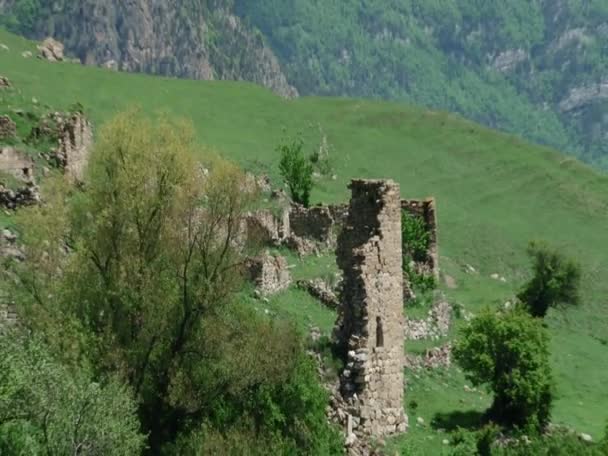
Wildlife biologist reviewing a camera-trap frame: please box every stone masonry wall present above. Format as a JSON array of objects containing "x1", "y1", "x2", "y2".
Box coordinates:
[
  {"x1": 244, "y1": 251, "x2": 291, "y2": 296},
  {"x1": 289, "y1": 203, "x2": 348, "y2": 250},
  {"x1": 54, "y1": 112, "x2": 93, "y2": 183},
  {"x1": 335, "y1": 179, "x2": 407, "y2": 439},
  {"x1": 401, "y1": 198, "x2": 439, "y2": 279}
]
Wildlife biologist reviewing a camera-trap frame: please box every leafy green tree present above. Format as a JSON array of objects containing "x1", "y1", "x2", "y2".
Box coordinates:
[
  {"x1": 9, "y1": 110, "x2": 340, "y2": 453},
  {"x1": 518, "y1": 241, "x2": 581, "y2": 318},
  {"x1": 278, "y1": 136, "x2": 313, "y2": 207},
  {"x1": 0, "y1": 332, "x2": 144, "y2": 456},
  {"x1": 453, "y1": 307, "x2": 554, "y2": 431}
]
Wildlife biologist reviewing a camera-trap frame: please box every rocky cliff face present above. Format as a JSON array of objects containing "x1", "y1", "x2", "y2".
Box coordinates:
[{"x1": 0, "y1": 0, "x2": 297, "y2": 98}]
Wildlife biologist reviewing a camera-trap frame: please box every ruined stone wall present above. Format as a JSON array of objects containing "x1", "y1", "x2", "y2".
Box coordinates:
[
  {"x1": 244, "y1": 251, "x2": 291, "y2": 296},
  {"x1": 401, "y1": 198, "x2": 439, "y2": 279},
  {"x1": 0, "y1": 147, "x2": 34, "y2": 181},
  {"x1": 55, "y1": 112, "x2": 93, "y2": 182},
  {"x1": 288, "y1": 203, "x2": 348, "y2": 249},
  {"x1": 336, "y1": 179, "x2": 407, "y2": 438}
]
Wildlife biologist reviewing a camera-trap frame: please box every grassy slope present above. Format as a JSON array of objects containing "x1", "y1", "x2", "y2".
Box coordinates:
[{"x1": 1, "y1": 29, "x2": 607, "y2": 451}]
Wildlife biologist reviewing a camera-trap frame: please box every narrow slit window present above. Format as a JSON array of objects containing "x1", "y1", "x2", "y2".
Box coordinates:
[{"x1": 376, "y1": 316, "x2": 384, "y2": 347}]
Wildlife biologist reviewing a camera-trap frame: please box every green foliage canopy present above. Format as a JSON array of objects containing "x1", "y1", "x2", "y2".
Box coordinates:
[
  {"x1": 0, "y1": 333, "x2": 144, "y2": 456},
  {"x1": 453, "y1": 308, "x2": 554, "y2": 431},
  {"x1": 278, "y1": 136, "x2": 314, "y2": 207},
  {"x1": 518, "y1": 241, "x2": 582, "y2": 318}
]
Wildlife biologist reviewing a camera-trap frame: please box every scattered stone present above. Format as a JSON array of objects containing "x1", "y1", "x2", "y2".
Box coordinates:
[
  {"x1": 0, "y1": 181, "x2": 40, "y2": 209},
  {"x1": 443, "y1": 439, "x2": 450, "y2": 445},
  {"x1": 491, "y1": 273, "x2": 500, "y2": 280},
  {"x1": 309, "y1": 326, "x2": 321, "y2": 343},
  {"x1": 580, "y1": 433, "x2": 593, "y2": 442},
  {"x1": 0, "y1": 76, "x2": 10, "y2": 88},
  {"x1": 244, "y1": 251, "x2": 291, "y2": 296},
  {"x1": 21, "y1": 50, "x2": 32, "y2": 58},
  {"x1": 0, "y1": 44, "x2": 8, "y2": 51},
  {"x1": 37, "y1": 37, "x2": 65, "y2": 62},
  {"x1": 103, "y1": 59, "x2": 118, "y2": 71},
  {"x1": 0, "y1": 227, "x2": 24, "y2": 261},
  {"x1": 0, "y1": 115, "x2": 17, "y2": 140},
  {"x1": 465, "y1": 264, "x2": 477, "y2": 274},
  {"x1": 416, "y1": 417, "x2": 425, "y2": 426}
]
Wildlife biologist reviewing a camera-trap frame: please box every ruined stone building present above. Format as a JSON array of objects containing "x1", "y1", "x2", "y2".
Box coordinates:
[
  {"x1": 0, "y1": 147, "x2": 34, "y2": 182},
  {"x1": 334, "y1": 179, "x2": 408, "y2": 439}
]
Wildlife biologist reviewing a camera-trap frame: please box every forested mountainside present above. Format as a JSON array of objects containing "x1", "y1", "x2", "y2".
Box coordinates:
[
  {"x1": 1, "y1": 0, "x2": 607, "y2": 167},
  {"x1": 0, "y1": 0, "x2": 297, "y2": 98}
]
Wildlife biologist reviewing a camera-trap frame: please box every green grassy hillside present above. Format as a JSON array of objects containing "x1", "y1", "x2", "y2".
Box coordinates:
[{"x1": 1, "y1": 28, "x2": 607, "y2": 453}]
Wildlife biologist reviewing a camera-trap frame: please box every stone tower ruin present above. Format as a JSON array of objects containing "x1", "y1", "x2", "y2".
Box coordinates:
[{"x1": 335, "y1": 179, "x2": 407, "y2": 438}]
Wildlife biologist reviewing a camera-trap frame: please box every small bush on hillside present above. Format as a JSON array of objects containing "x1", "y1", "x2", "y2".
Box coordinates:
[
  {"x1": 453, "y1": 307, "x2": 554, "y2": 431},
  {"x1": 518, "y1": 241, "x2": 581, "y2": 318},
  {"x1": 278, "y1": 136, "x2": 314, "y2": 207}
]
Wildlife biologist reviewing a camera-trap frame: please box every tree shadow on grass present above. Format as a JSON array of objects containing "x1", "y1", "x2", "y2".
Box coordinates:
[{"x1": 431, "y1": 410, "x2": 486, "y2": 432}]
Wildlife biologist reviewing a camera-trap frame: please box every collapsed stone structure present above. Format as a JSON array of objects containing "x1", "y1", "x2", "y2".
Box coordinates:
[
  {"x1": 0, "y1": 147, "x2": 34, "y2": 182},
  {"x1": 401, "y1": 198, "x2": 439, "y2": 279},
  {"x1": 333, "y1": 179, "x2": 408, "y2": 444},
  {"x1": 241, "y1": 209, "x2": 289, "y2": 247},
  {"x1": 30, "y1": 111, "x2": 93, "y2": 182},
  {"x1": 37, "y1": 37, "x2": 65, "y2": 62},
  {"x1": 244, "y1": 251, "x2": 291, "y2": 296},
  {"x1": 0, "y1": 115, "x2": 16, "y2": 140},
  {"x1": 0, "y1": 148, "x2": 39, "y2": 209},
  {"x1": 52, "y1": 112, "x2": 93, "y2": 182}
]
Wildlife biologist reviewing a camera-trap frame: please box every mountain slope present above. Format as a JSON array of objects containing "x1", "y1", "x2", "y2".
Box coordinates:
[
  {"x1": 0, "y1": 0, "x2": 297, "y2": 98},
  {"x1": 2, "y1": 1, "x2": 607, "y2": 166},
  {"x1": 1, "y1": 28, "x2": 607, "y2": 451},
  {"x1": 235, "y1": 0, "x2": 608, "y2": 167}
]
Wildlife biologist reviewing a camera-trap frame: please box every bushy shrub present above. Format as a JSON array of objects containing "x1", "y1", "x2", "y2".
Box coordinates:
[
  {"x1": 278, "y1": 136, "x2": 314, "y2": 207},
  {"x1": 0, "y1": 332, "x2": 144, "y2": 455},
  {"x1": 518, "y1": 241, "x2": 581, "y2": 317},
  {"x1": 453, "y1": 307, "x2": 554, "y2": 431}
]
